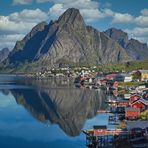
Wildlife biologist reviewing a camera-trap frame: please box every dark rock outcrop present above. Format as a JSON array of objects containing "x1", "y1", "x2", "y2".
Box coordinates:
[
  {"x1": 126, "y1": 39, "x2": 148, "y2": 60},
  {"x1": 0, "y1": 48, "x2": 9, "y2": 63}
]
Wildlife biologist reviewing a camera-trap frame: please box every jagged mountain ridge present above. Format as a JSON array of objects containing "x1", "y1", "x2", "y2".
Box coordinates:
[
  {"x1": 104, "y1": 28, "x2": 148, "y2": 60},
  {"x1": 5, "y1": 8, "x2": 129, "y2": 71},
  {"x1": 0, "y1": 48, "x2": 9, "y2": 63}
]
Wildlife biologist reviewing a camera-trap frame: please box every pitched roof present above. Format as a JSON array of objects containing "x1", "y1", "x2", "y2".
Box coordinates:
[
  {"x1": 125, "y1": 107, "x2": 140, "y2": 112},
  {"x1": 131, "y1": 98, "x2": 148, "y2": 106},
  {"x1": 139, "y1": 70, "x2": 148, "y2": 73},
  {"x1": 140, "y1": 98, "x2": 148, "y2": 105},
  {"x1": 93, "y1": 125, "x2": 107, "y2": 129}
]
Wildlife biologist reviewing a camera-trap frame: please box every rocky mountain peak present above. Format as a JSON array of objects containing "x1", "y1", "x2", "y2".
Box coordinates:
[
  {"x1": 58, "y1": 8, "x2": 85, "y2": 29},
  {"x1": 104, "y1": 28, "x2": 148, "y2": 60},
  {"x1": 104, "y1": 28, "x2": 128, "y2": 48},
  {"x1": 129, "y1": 38, "x2": 148, "y2": 48},
  {"x1": 1, "y1": 48, "x2": 9, "y2": 53},
  {"x1": 3, "y1": 8, "x2": 139, "y2": 72},
  {"x1": 126, "y1": 38, "x2": 148, "y2": 60}
]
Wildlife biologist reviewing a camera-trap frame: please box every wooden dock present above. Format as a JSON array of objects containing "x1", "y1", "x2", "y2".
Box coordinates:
[{"x1": 83, "y1": 127, "x2": 148, "y2": 148}]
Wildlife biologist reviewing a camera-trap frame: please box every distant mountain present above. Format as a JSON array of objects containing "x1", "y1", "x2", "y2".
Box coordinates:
[
  {"x1": 0, "y1": 48, "x2": 9, "y2": 63},
  {"x1": 104, "y1": 28, "x2": 148, "y2": 60},
  {"x1": 4, "y1": 8, "x2": 129, "y2": 72}
]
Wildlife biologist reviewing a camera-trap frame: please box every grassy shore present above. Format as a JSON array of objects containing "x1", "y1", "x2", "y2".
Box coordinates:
[
  {"x1": 140, "y1": 110, "x2": 148, "y2": 120},
  {"x1": 118, "y1": 81, "x2": 148, "y2": 86}
]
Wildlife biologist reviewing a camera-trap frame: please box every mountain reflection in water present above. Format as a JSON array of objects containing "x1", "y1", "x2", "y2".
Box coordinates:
[{"x1": 1, "y1": 77, "x2": 107, "y2": 137}]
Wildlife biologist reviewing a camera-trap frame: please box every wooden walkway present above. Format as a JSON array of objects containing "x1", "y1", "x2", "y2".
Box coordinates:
[
  {"x1": 86, "y1": 129, "x2": 130, "y2": 136},
  {"x1": 83, "y1": 129, "x2": 148, "y2": 148}
]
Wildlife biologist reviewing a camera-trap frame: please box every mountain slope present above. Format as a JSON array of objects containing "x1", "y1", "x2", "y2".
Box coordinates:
[
  {"x1": 104, "y1": 28, "x2": 148, "y2": 60},
  {"x1": 5, "y1": 8, "x2": 129, "y2": 71},
  {"x1": 0, "y1": 48, "x2": 9, "y2": 63}
]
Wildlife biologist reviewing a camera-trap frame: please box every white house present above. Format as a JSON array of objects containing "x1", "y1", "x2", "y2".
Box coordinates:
[{"x1": 124, "y1": 75, "x2": 132, "y2": 82}]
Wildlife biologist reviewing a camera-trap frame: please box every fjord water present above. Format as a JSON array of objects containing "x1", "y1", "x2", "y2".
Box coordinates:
[{"x1": 0, "y1": 75, "x2": 108, "y2": 148}]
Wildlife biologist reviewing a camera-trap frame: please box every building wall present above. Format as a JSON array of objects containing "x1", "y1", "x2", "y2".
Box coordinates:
[
  {"x1": 94, "y1": 129, "x2": 107, "y2": 135},
  {"x1": 124, "y1": 76, "x2": 132, "y2": 82},
  {"x1": 125, "y1": 111, "x2": 140, "y2": 119},
  {"x1": 141, "y1": 73, "x2": 148, "y2": 81},
  {"x1": 131, "y1": 102, "x2": 146, "y2": 112}
]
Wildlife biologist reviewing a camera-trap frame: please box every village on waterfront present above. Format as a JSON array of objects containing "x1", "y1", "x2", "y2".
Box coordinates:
[
  {"x1": 74, "y1": 69, "x2": 148, "y2": 148},
  {"x1": 26, "y1": 65, "x2": 148, "y2": 148},
  {"x1": 75, "y1": 70, "x2": 148, "y2": 148}
]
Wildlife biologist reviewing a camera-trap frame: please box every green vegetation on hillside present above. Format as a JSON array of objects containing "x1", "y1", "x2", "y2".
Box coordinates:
[
  {"x1": 0, "y1": 59, "x2": 147, "y2": 74},
  {"x1": 96, "y1": 60, "x2": 148, "y2": 72},
  {"x1": 140, "y1": 110, "x2": 148, "y2": 120}
]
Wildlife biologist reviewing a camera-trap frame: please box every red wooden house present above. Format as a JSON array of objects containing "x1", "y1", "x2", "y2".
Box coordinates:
[
  {"x1": 130, "y1": 94, "x2": 141, "y2": 104},
  {"x1": 93, "y1": 125, "x2": 107, "y2": 136},
  {"x1": 105, "y1": 73, "x2": 118, "y2": 80},
  {"x1": 131, "y1": 98, "x2": 148, "y2": 112},
  {"x1": 125, "y1": 107, "x2": 140, "y2": 119},
  {"x1": 117, "y1": 100, "x2": 129, "y2": 107},
  {"x1": 113, "y1": 90, "x2": 118, "y2": 96},
  {"x1": 100, "y1": 79, "x2": 107, "y2": 86},
  {"x1": 113, "y1": 81, "x2": 118, "y2": 89}
]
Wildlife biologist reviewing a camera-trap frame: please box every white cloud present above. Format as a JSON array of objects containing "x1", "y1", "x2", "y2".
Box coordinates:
[
  {"x1": 48, "y1": 0, "x2": 103, "y2": 22},
  {"x1": 0, "y1": 16, "x2": 35, "y2": 34},
  {"x1": 48, "y1": 4, "x2": 65, "y2": 19},
  {"x1": 62, "y1": 0, "x2": 99, "y2": 9},
  {"x1": 125, "y1": 27, "x2": 148, "y2": 37},
  {"x1": 103, "y1": 8, "x2": 148, "y2": 27},
  {"x1": 141, "y1": 9, "x2": 148, "y2": 16},
  {"x1": 135, "y1": 37, "x2": 148, "y2": 45},
  {"x1": 112, "y1": 13, "x2": 134, "y2": 23},
  {"x1": 39, "y1": 0, "x2": 136, "y2": 25},
  {"x1": 9, "y1": 9, "x2": 48, "y2": 23},
  {"x1": 0, "y1": 9, "x2": 48, "y2": 49},
  {"x1": 125, "y1": 27, "x2": 148, "y2": 44},
  {"x1": 0, "y1": 0, "x2": 147, "y2": 49},
  {"x1": 80, "y1": 9, "x2": 104, "y2": 21},
  {"x1": 0, "y1": 34, "x2": 25, "y2": 50},
  {"x1": 103, "y1": 8, "x2": 114, "y2": 16},
  {"x1": 135, "y1": 9, "x2": 148, "y2": 27},
  {"x1": 104, "y1": 9, "x2": 134, "y2": 23},
  {"x1": 135, "y1": 15, "x2": 148, "y2": 27},
  {"x1": 13, "y1": 0, "x2": 32, "y2": 5}
]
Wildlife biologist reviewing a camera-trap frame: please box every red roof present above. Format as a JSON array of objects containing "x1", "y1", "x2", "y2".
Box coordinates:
[
  {"x1": 130, "y1": 94, "x2": 141, "y2": 104},
  {"x1": 105, "y1": 74, "x2": 118, "y2": 79},
  {"x1": 125, "y1": 107, "x2": 140, "y2": 119}
]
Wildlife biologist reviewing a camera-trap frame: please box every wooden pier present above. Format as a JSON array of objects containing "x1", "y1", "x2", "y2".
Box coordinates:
[{"x1": 83, "y1": 126, "x2": 148, "y2": 148}]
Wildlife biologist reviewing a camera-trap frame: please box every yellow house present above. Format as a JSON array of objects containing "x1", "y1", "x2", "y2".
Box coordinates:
[{"x1": 139, "y1": 70, "x2": 148, "y2": 81}]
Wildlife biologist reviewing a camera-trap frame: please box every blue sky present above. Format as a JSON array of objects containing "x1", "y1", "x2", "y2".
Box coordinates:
[{"x1": 0, "y1": 0, "x2": 148, "y2": 50}]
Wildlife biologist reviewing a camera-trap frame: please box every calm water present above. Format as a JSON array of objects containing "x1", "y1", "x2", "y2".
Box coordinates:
[{"x1": 0, "y1": 75, "x2": 110, "y2": 148}]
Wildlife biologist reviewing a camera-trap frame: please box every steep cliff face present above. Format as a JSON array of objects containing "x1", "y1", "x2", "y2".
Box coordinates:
[
  {"x1": 104, "y1": 28, "x2": 128, "y2": 48},
  {"x1": 8, "y1": 21, "x2": 50, "y2": 64},
  {"x1": 126, "y1": 39, "x2": 148, "y2": 60},
  {"x1": 0, "y1": 48, "x2": 9, "y2": 63},
  {"x1": 104, "y1": 28, "x2": 148, "y2": 60},
  {"x1": 5, "y1": 8, "x2": 129, "y2": 70}
]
